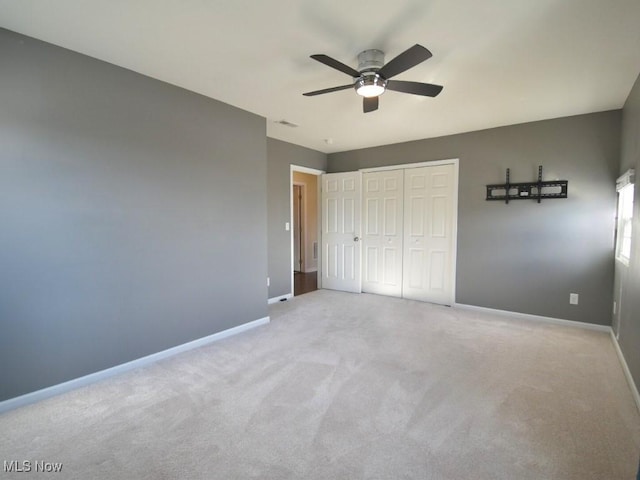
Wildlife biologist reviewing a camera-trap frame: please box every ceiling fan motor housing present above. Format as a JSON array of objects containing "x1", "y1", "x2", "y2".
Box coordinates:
[
  {"x1": 355, "y1": 49, "x2": 387, "y2": 97},
  {"x1": 357, "y1": 49, "x2": 385, "y2": 74}
]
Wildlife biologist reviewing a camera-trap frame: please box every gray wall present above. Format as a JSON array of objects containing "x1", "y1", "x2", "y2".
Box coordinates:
[
  {"x1": 0, "y1": 29, "x2": 268, "y2": 401},
  {"x1": 328, "y1": 112, "x2": 621, "y2": 325},
  {"x1": 267, "y1": 139, "x2": 326, "y2": 298},
  {"x1": 617, "y1": 72, "x2": 640, "y2": 390}
]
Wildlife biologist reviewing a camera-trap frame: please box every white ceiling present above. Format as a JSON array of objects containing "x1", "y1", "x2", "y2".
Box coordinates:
[{"x1": 1, "y1": 0, "x2": 640, "y2": 154}]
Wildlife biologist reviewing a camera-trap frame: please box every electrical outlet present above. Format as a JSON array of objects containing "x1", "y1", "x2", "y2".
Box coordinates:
[
  {"x1": 285, "y1": 222, "x2": 290, "y2": 231},
  {"x1": 267, "y1": 277, "x2": 270, "y2": 287},
  {"x1": 613, "y1": 301, "x2": 617, "y2": 315},
  {"x1": 569, "y1": 293, "x2": 579, "y2": 305}
]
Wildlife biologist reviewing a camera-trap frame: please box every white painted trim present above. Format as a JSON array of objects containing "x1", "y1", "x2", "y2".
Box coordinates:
[
  {"x1": 268, "y1": 293, "x2": 293, "y2": 304},
  {"x1": 610, "y1": 330, "x2": 640, "y2": 414},
  {"x1": 304, "y1": 267, "x2": 318, "y2": 273},
  {"x1": 0, "y1": 316, "x2": 270, "y2": 415},
  {"x1": 290, "y1": 165, "x2": 324, "y2": 297},
  {"x1": 616, "y1": 168, "x2": 635, "y2": 190},
  {"x1": 453, "y1": 303, "x2": 611, "y2": 332},
  {"x1": 359, "y1": 158, "x2": 459, "y2": 173},
  {"x1": 292, "y1": 165, "x2": 325, "y2": 175},
  {"x1": 449, "y1": 161, "x2": 459, "y2": 306},
  {"x1": 293, "y1": 181, "x2": 307, "y2": 272}
]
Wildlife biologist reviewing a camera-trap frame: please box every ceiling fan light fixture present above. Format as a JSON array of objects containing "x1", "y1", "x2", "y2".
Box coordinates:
[
  {"x1": 355, "y1": 74, "x2": 387, "y2": 98},
  {"x1": 304, "y1": 44, "x2": 441, "y2": 113}
]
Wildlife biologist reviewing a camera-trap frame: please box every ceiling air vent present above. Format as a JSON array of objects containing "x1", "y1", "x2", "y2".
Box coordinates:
[{"x1": 275, "y1": 120, "x2": 299, "y2": 128}]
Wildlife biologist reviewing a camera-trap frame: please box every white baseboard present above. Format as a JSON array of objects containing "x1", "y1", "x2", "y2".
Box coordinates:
[
  {"x1": 268, "y1": 293, "x2": 293, "y2": 304},
  {"x1": 610, "y1": 331, "x2": 640, "y2": 414},
  {"x1": 453, "y1": 303, "x2": 611, "y2": 332},
  {"x1": 304, "y1": 268, "x2": 318, "y2": 273},
  {"x1": 0, "y1": 316, "x2": 270, "y2": 415}
]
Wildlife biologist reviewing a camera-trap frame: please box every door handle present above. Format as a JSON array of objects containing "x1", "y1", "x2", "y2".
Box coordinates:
[{"x1": 354, "y1": 236, "x2": 360, "y2": 242}]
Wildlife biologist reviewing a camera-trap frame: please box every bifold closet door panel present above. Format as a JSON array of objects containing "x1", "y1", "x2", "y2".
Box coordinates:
[
  {"x1": 362, "y1": 170, "x2": 404, "y2": 297},
  {"x1": 321, "y1": 172, "x2": 362, "y2": 293},
  {"x1": 402, "y1": 164, "x2": 455, "y2": 305}
]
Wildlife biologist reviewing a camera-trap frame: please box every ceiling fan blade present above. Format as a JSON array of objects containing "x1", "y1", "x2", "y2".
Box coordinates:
[
  {"x1": 386, "y1": 80, "x2": 443, "y2": 97},
  {"x1": 310, "y1": 54, "x2": 361, "y2": 78},
  {"x1": 363, "y1": 96, "x2": 379, "y2": 113},
  {"x1": 303, "y1": 84, "x2": 354, "y2": 96},
  {"x1": 378, "y1": 44, "x2": 433, "y2": 80}
]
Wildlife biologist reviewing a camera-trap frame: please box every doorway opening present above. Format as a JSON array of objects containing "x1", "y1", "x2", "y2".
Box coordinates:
[
  {"x1": 293, "y1": 183, "x2": 305, "y2": 273},
  {"x1": 291, "y1": 166, "x2": 323, "y2": 297}
]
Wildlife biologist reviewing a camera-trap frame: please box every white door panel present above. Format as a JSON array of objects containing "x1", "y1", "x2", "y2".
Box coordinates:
[
  {"x1": 321, "y1": 172, "x2": 361, "y2": 293},
  {"x1": 402, "y1": 164, "x2": 455, "y2": 305},
  {"x1": 362, "y1": 170, "x2": 404, "y2": 297},
  {"x1": 321, "y1": 162, "x2": 457, "y2": 305}
]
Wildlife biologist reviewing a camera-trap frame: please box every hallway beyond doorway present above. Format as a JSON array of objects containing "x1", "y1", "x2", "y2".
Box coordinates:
[{"x1": 294, "y1": 271, "x2": 317, "y2": 296}]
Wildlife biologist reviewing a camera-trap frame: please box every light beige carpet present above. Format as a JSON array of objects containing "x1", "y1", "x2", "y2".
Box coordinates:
[{"x1": 1, "y1": 289, "x2": 639, "y2": 479}]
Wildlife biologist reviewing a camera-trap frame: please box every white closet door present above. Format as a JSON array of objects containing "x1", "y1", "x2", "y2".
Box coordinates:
[
  {"x1": 321, "y1": 172, "x2": 362, "y2": 293},
  {"x1": 362, "y1": 170, "x2": 404, "y2": 297},
  {"x1": 402, "y1": 164, "x2": 456, "y2": 305}
]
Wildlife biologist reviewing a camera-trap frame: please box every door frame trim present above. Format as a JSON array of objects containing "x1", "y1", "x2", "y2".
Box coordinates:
[
  {"x1": 359, "y1": 158, "x2": 459, "y2": 173},
  {"x1": 292, "y1": 182, "x2": 306, "y2": 273},
  {"x1": 290, "y1": 165, "x2": 324, "y2": 296},
  {"x1": 361, "y1": 158, "x2": 459, "y2": 305}
]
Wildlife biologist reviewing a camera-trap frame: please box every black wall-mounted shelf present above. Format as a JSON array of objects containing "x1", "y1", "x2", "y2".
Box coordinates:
[{"x1": 486, "y1": 166, "x2": 568, "y2": 204}]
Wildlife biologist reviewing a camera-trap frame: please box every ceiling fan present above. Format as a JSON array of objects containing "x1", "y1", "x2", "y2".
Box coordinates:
[{"x1": 303, "y1": 44, "x2": 443, "y2": 113}]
